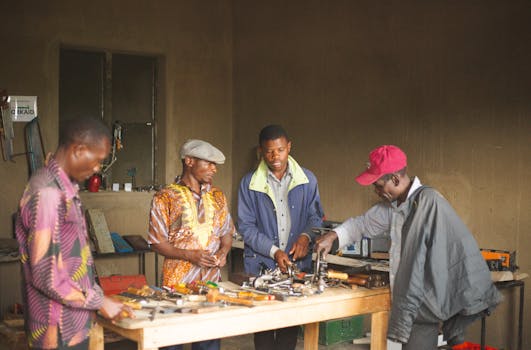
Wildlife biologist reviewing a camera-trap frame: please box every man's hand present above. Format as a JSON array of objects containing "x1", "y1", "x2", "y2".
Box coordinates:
[
  {"x1": 274, "y1": 250, "x2": 292, "y2": 273},
  {"x1": 314, "y1": 231, "x2": 338, "y2": 258},
  {"x1": 150, "y1": 242, "x2": 219, "y2": 267},
  {"x1": 99, "y1": 296, "x2": 134, "y2": 323},
  {"x1": 185, "y1": 249, "x2": 219, "y2": 267},
  {"x1": 289, "y1": 235, "x2": 310, "y2": 261}
]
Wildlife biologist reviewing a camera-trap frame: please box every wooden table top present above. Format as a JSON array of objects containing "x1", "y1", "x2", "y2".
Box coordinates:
[{"x1": 108, "y1": 282, "x2": 390, "y2": 330}]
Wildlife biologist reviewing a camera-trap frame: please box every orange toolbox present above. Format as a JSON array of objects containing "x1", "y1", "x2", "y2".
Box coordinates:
[
  {"x1": 98, "y1": 274, "x2": 147, "y2": 295},
  {"x1": 480, "y1": 248, "x2": 517, "y2": 271}
]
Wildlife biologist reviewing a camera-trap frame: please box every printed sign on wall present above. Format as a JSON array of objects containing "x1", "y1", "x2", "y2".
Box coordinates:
[{"x1": 9, "y1": 96, "x2": 37, "y2": 122}]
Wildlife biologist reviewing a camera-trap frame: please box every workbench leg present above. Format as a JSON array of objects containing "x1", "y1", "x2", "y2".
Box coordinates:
[
  {"x1": 303, "y1": 322, "x2": 319, "y2": 350},
  {"x1": 370, "y1": 311, "x2": 388, "y2": 350},
  {"x1": 89, "y1": 323, "x2": 104, "y2": 350}
]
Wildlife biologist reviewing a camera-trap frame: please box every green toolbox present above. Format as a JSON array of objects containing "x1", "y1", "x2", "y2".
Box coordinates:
[{"x1": 318, "y1": 315, "x2": 364, "y2": 345}]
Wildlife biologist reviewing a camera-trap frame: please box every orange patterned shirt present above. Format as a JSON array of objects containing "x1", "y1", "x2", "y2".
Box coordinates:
[{"x1": 148, "y1": 181, "x2": 235, "y2": 287}]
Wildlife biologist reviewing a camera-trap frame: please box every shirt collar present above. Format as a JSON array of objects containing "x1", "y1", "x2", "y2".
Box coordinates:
[
  {"x1": 249, "y1": 156, "x2": 309, "y2": 194},
  {"x1": 406, "y1": 176, "x2": 422, "y2": 199},
  {"x1": 391, "y1": 176, "x2": 422, "y2": 210},
  {"x1": 176, "y1": 175, "x2": 211, "y2": 194},
  {"x1": 48, "y1": 158, "x2": 80, "y2": 199},
  {"x1": 267, "y1": 164, "x2": 292, "y2": 183}
]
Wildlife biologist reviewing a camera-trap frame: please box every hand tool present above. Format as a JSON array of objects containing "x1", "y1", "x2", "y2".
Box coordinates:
[
  {"x1": 185, "y1": 294, "x2": 207, "y2": 302},
  {"x1": 314, "y1": 251, "x2": 328, "y2": 292},
  {"x1": 348, "y1": 273, "x2": 381, "y2": 282},
  {"x1": 326, "y1": 269, "x2": 349, "y2": 280},
  {"x1": 346, "y1": 276, "x2": 368, "y2": 287},
  {"x1": 120, "y1": 290, "x2": 182, "y2": 305},
  {"x1": 139, "y1": 304, "x2": 183, "y2": 320},
  {"x1": 346, "y1": 275, "x2": 387, "y2": 289},
  {"x1": 237, "y1": 291, "x2": 275, "y2": 301},
  {"x1": 149, "y1": 305, "x2": 160, "y2": 321},
  {"x1": 206, "y1": 289, "x2": 254, "y2": 306},
  {"x1": 127, "y1": 285, "x2": 155, "y2": 297},
  {"x1": 238, "y1": 286, "x2": 287, "y2": 301}
]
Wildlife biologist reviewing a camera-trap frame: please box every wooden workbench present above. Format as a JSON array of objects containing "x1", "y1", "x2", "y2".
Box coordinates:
[{"x1": 90, "y1": 283, "x2": 390, "y2": 350}]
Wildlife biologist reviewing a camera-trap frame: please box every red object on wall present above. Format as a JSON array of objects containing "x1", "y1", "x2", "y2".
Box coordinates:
[{"x1": 88, "y1": 174, "x2": 102, "y2": 192}]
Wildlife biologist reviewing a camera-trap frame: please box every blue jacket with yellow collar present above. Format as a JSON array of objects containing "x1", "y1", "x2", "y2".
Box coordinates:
[{"x1": 237, "y1": 156, "x2": 324, "y2": 275}]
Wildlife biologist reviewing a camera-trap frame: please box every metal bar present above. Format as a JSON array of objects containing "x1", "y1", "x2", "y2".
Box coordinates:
[
  {"x1": 518, "y1": 282, "x2": 524, "y2": 350},
  {"x1": 481, "y1": 315, "x2": 486, "y2": 350},
  {"x1": 155, "y1": 252, "x2": 159, "y2": 287},
  {"x1": 139, "y1": 252, "x2": 145, "y2": 275}
]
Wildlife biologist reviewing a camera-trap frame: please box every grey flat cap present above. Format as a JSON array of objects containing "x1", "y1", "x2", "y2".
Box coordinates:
[{"x1": 180, "y1": 139, "x2": 225, "y2": 164}]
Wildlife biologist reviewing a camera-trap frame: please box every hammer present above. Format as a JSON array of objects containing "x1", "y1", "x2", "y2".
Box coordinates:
[{"x1": 206, "y1": 289, "x2": 254, "y2": 307}]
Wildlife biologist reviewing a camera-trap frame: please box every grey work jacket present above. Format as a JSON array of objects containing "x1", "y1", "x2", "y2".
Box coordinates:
[{"x1": 387, "y1": 186, "x2": 502, "y2": 346}]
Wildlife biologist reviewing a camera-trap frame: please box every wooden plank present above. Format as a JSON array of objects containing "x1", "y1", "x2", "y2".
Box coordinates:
[
  {"x1": 89, "y1": 323, "x2": 104, "y2": 350},
  {"x1": 86, "y1": 209, "x2": 115, "y2": 254},
  {"x1": 303, "y1": 322, "x2": 319, "y2": 350},
  {"x1": 96, "y1": 282, "x2": 390, "y2": 349},
  {"x1": 3, "y1": 318, "x2": 24, "y2": 327},
  {"x1": 370, "y1": 311, "x2": 389, "y2": 350}
]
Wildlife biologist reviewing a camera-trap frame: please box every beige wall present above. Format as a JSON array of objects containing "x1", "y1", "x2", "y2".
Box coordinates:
[
  {"x1": 80, "y1": 192, "x2": 158, "y2": 285},
  {"x1": 0, "y1": 1, "x2": 233, "y2": 233},
  {"x1": 0, "y1": 0, "x2": 232, "y2": 315},
  {"x1": 232, "y1": 1, "x2": 531, "y2": 348}
]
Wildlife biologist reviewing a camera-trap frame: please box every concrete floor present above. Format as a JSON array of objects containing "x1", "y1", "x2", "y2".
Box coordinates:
[
  {"x1": 0, "y1": 327, "x2": 371, "y2": 350},
  {"x1": 0, "y1": 321, "x2": 370, "y2": 350},
  {"x1": 107, "y1": 333, "x2": 370, "y2": 350}
]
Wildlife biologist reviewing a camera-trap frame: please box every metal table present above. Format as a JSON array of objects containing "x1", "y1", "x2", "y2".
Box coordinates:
[{"x1": 481, "y1": 279, "x2": 525, "y2": 350}]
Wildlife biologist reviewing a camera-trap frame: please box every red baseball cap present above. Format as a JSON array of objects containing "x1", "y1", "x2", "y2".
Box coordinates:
[{"x1": 355, "y1": 145, "x2": 407, "y2": 186}]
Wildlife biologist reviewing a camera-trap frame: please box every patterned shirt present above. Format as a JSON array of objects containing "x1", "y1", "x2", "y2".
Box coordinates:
[
  {"x1": 148, "y1": 179, "x2": 235, "y2": 287},
  {"x1": 16, "y1": 158, "x2": 104, "y2": 349}
]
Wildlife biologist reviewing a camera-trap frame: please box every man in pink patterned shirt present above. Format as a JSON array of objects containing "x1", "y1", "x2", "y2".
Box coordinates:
[{"x1": 16, "y1": 118, "x2": 131, "y2": 350}]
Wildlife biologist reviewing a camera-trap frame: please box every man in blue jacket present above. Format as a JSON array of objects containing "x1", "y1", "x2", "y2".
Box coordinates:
[{"x1": 238, "y1": 124, "x2": 324, "y2": 350}]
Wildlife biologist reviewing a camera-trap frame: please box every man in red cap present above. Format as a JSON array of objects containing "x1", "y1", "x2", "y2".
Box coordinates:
[{"x1": 315, "y1": 145, "x2": 501, "y2": 350}]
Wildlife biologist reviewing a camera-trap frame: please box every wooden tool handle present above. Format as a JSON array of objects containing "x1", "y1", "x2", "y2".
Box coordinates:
[
  {"x1": 238, "y1": 291, "x2": 275, "y2": 301},
  {"x1": 218, "y1": 294, "x2": 255, "y2": 306},
  {"x1": 349, "y1": 273, "x2": 378, "y2": 281},
  {"x1": 207, "y1": 290, "x2": 254, "y2": 306},
  {"x1": 347, "y1": 276, "x2": 368, "y2": 286},
  {"x1": 326, "y1": 269, "x2": 349, "y2": 280},
  {"x1": 111, "y1": 295, "x2": 142, "y2": 310},
  {"x1": 123, "y1": 301, "x2": 142, "y2": 310}
]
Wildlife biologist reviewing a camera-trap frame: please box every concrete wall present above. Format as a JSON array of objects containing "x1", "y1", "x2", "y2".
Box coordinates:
[
  {"x1": 1, "y1": 0, "x2": 530, "y2": 348},
  {"x1": 232, "y1": 1, "x2": 531, "y2": 348},
  {"x1": 0, "y1": 0, "x2": 232, "y2": 316},
  {"x1": 79, "y1": 192, "x2": 156, "y2": 281},
  {"x1": 0, "y1": 0, "x2": 233, "y2": 235}
]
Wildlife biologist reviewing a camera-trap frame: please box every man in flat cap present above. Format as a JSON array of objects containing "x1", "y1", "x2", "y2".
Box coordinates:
[
  {"x1": 315, "y1": 145, "x2": 501, "y2": 350},
  {"x1": 149, "y1": 139, "x2": 234, "y2": 350}
]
